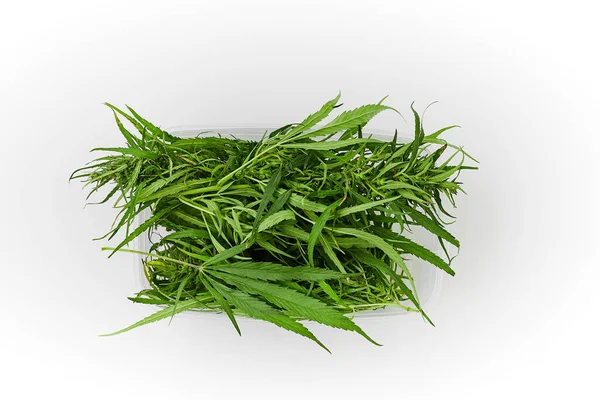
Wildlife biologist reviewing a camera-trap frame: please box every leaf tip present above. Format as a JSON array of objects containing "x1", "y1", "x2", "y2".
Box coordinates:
[{"x1": 377, "y1": 94, "x2": 389, "y2": 105}]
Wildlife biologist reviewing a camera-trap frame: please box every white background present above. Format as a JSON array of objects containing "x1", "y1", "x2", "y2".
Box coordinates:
[{"x1": 1, "y1": 0, "x2": 598, "y2": 399}]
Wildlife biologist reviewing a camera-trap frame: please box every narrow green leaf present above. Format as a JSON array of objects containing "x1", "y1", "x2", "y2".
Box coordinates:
[
  {"x1": 206, "y1": 261, "x2": 344, "y2": 281},
  {"x1": 278, "y1": 225, "x2": 310, "y2": 242},
  {"x1": 430, "y1": 161, "x2": 464, "y2": 183},
  {"x1": 379, "y1": 182, "x2": 429, "y2": 196},
  {"x1": 396, "y1": 204, "x2": 459, "y2": 247},
  {"x1": 100, "y1": 297, "x2": 203, "y2": 336},
  {"x1": 102, "y1": 247, "x2": 200, "y2": 269},
  {"x1": 127, "y1": 297, "x2": 170, "y2": 305},
  {"x1": 260, "y1": 190, "x2": 292, "y2": 221},
  {"x1": 397, "y1": 189, "x2": 427, "y2": 204},
  {"x1": 308, "y1": 199, "x2": 343, "y2": 267},
  {"x1": 268, "y1": 123, "x2": 295, "y2": 139},
  {"x1": 398, "y1": 239, "x2": 454, "y2": 276},
  {"x1": 169, "y1": 275, "x2": 190, "y2": 323},
  {"x1": 109, "y1": 207, "x2": 172, "y2": 257},
  {"x1": 426, "y1": 124, "x2": 460, "y2": 139},
  {"x1": 160, "y1": 229, "x2": 210, "y2": 242},
  {"x1": 86, "y1": 184, "x2": 119, "y2": 206},
  {"x1": 110, "y1": 110, "x2": 141, "y2": 148},
  {"x1": 202, "y1": 242, "x2": 251, "y2": 267},
  {"x1": 285, "y1": 92, "x2": 341, "y2": 138},
  {"x1": 350, "y1": 249, "x2": 433, "y2": 325},
  {"x1": 375, "y1": 228, "x2": 455, "y2": 276},
  {"x1": 319, "y1": 235, "x2": 347, "y2": 273},
  {"x1": 138, "y1": 181, "x2": 209, "y2": 202},
  {"x1": 201, "y1": 276, "x2": 241, "y2": 335},
  {"x1": 328, "y1": 227, "x2": 417, "y2": 297},
  {"x1": 407, "y1": 103, "x2": 424, "y2": 170},
  {"x1": 423, "y1": 137, "x2": 479, "y2": 163},
  {"x1": 281, "y1": 138, "x2": 382, "y2": 150},
  {"x1": 336, "y1": 196, "x2": 400, "y2": 218},
  {"x1": 153, "y1": 171, "x2": 184, "y2": 191},
  {"x1": 256, "y1": 235, "x2": 295, "y2": 259},
  {"x1": 318, "y1": 280, "x2": 344, "y2": 305},
  {"x1": 91, "y1": 147, "x2": 158, "y2": 159},
  {"x1": 253, "y1": 167, "x2": 282, "y2": 233},
  {"x1": 284, "y1": 192, "x2": 328, "y2": 212},
  {"x1": 104, "y1": 102, "x2": 147, "y2": 140},
  {"x1": 125, "y1": 105, "x2": 179, "y2": 143},
  {"x1": 258, "y1": 209, "x2": 296, "y2": 232}
]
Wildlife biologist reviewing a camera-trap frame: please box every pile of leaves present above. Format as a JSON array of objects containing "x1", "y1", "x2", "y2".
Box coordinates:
[{"x1": 71, "y1": 93, "x2": 476, "y2": 352}]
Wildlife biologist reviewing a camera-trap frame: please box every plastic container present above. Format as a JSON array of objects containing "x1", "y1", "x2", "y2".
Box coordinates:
[{"x1": 135, "y1": 126, "x2": 443, "y2": 319}]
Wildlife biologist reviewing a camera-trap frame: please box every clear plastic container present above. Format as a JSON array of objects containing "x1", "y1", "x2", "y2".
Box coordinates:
[{"x1": 135, "y1": 126, "x2": 443, "y2": 319}]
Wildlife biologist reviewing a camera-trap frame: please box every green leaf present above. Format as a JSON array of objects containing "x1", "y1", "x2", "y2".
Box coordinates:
[
  {"x1": 127, "y1": 296, "x2": 170, "y2": 305},
  {"x1": 285, "y1": 92, "x2": 341, "y2": 138},
  {"x1": 206, "y1": 261, "x2": 345, "y2": 281},
  {"x1": 100, "y1": 297, "x2": 203, "y2": 336},
  {"x1": 396, "y1": 204, "x2": 459, "y2": 247},
  {"x1": 201, "y1": 276, "x2": 241, "y2": 335},
  {"x1": 109, "y1": 110, "x2": 141, "y2": 149},
  {"x1": 423, "y1": 136, "x2": 479, "y2": 163},
  {"x1": 138, "y1": 181, "x2": 208, "y2": 202},
  {"x1": 336, "y1": 196, "x2": 401, "y2": 218},
  {"x1": 125, "y1": 105, "x2": 179, "y2": 143},
  {"x1": 328, "y1": 227, "x2": 417, "y2": 296},
  {"x1": 169, "y1": 275, "x2": 190, "y2": 323},
  {"x1": 350, "y1": 249, "x2": 433, "y2": 325},
  {"x1": 210, "y1": 281, "x2": 330, "y2": 352},
  {"x1": 258, "y1": 209, "x2": 296, "y2": 232},
  {"x1": 104, "y1": 102, "x2": 147, "y2": 141},
  {"x1": 318, "y1": 280, "x2": 344, "y2": 305},
  {"x1": 102, "y1": 247, "x2": 201, "y2": 269},
  {"x1": 407, "y1": 103, "x2": 424, "y2": 170},
  {"x1": 391, "y1": 129, "x2": 398, "y2": 152},
  {"x1": 319, "y1": 233, "x2": 347, "y2": 273},
  {"x1": 296, "y1": 103, "x2": 392, "y2": 140},
  {"x1": 398, "y1": 239, "x2": 455, "y2": 276},
  {"x1": 261, "y1": 190, "x2": 291, "y2": 221},
  {"x1": 160, "y1": 229, "x2": 210, "y2": 242},
  {"x1": 284, "y1": 192, "x2": 328, "y2": 212},
  {"x1": 91, "y1": 147, "x2": 158, "y2": 159},
  {"x1": 308, "y1": 199, "x2": 343, "y2": 267},
  {"x1": 379, "y1": 182, "x2": 429, "y2": 197},
  {"x1": 396, "y1": 189, "x2": 427, "y2": 204},
  {"x1": 202, "y1": 242, "x2": 251, "y2": 267},
  {"x1": 280, "y1": 138, "x2": 383, "y2": 150},
  {"x1": 211, "y1": 273, "x2": 380, "y2": 346},
  {"x1": 86, "y1": 184, "x2": 119, "y2": 206},
  {"x1": 374, "y1": 228, "x2": 455, "y2": 276},
  {"x1": 108, "y1": 207, "x2": 172, "y2": 257},
  {"x1": 430, "y1": 160, "x2": 464, "y2": 183},
  {"x1": 255, "y1": 234, "x2": 295, "y2": 259},
  {"x1": 278, "y1": 225, "x2": 310, "y2": 242},
  {"x1": 171, "y1": 245, "x2": 210, "y2": 262},
  {"x1": 268, "y1": 123, "x2": 295, "y2": 139},
  {"x1": 307, "y1": 189, "x2": 344, "y2": 199},
  {"x1": 426, "y1": 124, "x2": 460, "y2": 139},
  {"x1": 253, "y1": 167, "x2": 282, "y2": 233}
]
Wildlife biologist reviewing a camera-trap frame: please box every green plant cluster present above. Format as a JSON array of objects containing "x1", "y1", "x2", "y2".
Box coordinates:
[{"x1": 72, "y1": 93, "x2": 476, "y2": 352}]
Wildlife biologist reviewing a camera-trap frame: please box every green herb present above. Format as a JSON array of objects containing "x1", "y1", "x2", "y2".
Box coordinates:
[{"x1": 72, "y1": 94, "x2": 476, "y2": 352}]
